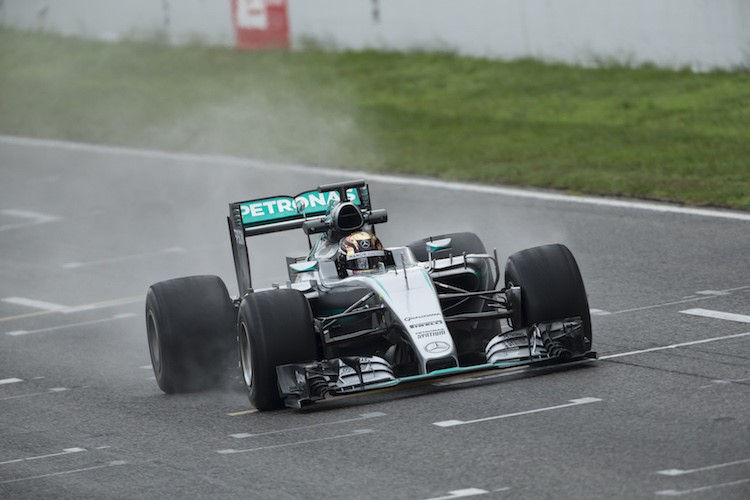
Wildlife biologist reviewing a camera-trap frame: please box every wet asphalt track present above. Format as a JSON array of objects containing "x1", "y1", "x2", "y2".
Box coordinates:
[{"x1": 1, "y1": 136, "x2": 749, "y2": 499}]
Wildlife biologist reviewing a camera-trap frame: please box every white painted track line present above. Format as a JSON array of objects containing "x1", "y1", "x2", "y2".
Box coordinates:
[
  {"x1": 2, "y1": 297, "x2": 68, "y2": 312},
  {"x1": 0, "y1": 460, "x2": 127, "y2": 485},
  {"x1": 217, "y1": 429, "x2": 374, "y2": 454},
  {"x1": 680, "y1": 308, "x2": 750, "y2": 324},
  {"x1": 0, "y1": 209, "x2": 56, "y2": 222},
  {"x1": 599, "y1": 331, "x2": 750, "y2": 360},
  {"x1": 429, "y1": 327, "x2": 749, "y2": 390},
  {"x1": 63, "y1": 297, "x2": 141, "y2": 314},
  {"x1": 2, "y1": 134, "x2": 749, "y2": 222},
  {"x1": 0, "y1": 378, "x2": 23, "y2": 385},
  {"x1": 230, "y1": 412, "x2": 386, "y2": 438},
  {"x1": 699, "y1": 377, "x2": 750, "y2": 388},
  {"x1": 657, "y1": 457, "x2": 750, "y2": 476},
  {"x1": 0, "y1": 296, "x2": 141, "y2": 321},
  {"x1": 0, "y1": 388, "x2": 69, "y2": 402},
  {"x1": 655, "y1": 478, "x2": 750, "y2": 496},
  {"x1": 5, "y1": 313, "x2": 137, "y2": 336},
  {"x1": 608, "y1": 296, "x2": 717, "y2": 315},
  {"x1": 433, "y1": 397, "x2": 602, "y2": 427},
  {"x1": 0, "y1": 447, "x2": 85, "y2": 466},
  {"x1": 597, "y1": 284, "x2": 750, "y2": 316},
  {"x1": 227, "y1": 409, "x2": 258, "y2": 417},
  {"x1": 62, "y1": 246, "x2": 186, "y2": 269},
  {"x1": 423, "y1": 488, "x2": 491, "y2": 500},
  {"x1": 695, "y1": 290, "x2": 730, "y2": 296},
  {"x1": 0, "y1": 209, "x2": 59, "y2": 232}
]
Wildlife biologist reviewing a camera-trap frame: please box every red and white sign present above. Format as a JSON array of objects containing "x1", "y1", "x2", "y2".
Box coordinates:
[{"x1": 233, "y1": 0, "x2": 289, "y2": 50}]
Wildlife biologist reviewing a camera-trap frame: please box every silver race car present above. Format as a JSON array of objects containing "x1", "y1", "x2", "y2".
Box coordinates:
[{"x1": 145, "y1": 180, "x2": 595, "y2": 410}]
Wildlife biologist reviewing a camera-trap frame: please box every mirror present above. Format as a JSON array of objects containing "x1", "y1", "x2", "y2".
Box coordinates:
[
  {"x1": 426, "y1": 238, "x2": 452, "y2": 253},
  {"x1": 289, "y1": 261, "x2": 318, "y2": 273}
]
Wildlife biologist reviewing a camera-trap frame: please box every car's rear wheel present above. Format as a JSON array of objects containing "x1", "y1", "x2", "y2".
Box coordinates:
[
  {"x1": 237, "y1": 289, "x2": 318, "y2": 411},
  {"x1": 504, "y1": 244, "x2": 592, "y2": 347},
  {"x1": 145, "y1": 275, "x2": 237, "y2": 393}
]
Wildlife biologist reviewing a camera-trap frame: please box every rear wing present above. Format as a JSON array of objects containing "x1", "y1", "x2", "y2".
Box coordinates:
[
  {"x1": 227, "y1": 180, "x2": 371, "y2": 294},
  {"x1": 230, "y1": 180, "x2": 371, "y2": 237}
]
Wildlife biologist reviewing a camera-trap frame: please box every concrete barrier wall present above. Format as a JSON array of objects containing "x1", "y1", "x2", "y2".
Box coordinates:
[
  {"x1": 0, "y1": 0, "x2": 234, "y2": 45},
  {"x1": 2, "y1": 0, "x2": 749, "y2": 70},
  {"x1": 288, "y1": 0, "x2": 750, "y2": 70}
]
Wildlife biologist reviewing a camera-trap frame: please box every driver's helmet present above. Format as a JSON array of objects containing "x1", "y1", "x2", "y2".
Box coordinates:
[{"x1": 336, "y1": 231, "x2": 386, "y2": 275}]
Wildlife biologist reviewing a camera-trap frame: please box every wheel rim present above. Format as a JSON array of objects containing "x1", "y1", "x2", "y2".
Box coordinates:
[
  {"x1": 146, "y1": 310, "x2": 161, "y2": 375},
  {"x1": 239, "y1": 322, "x2": 253, "y2": 388}
]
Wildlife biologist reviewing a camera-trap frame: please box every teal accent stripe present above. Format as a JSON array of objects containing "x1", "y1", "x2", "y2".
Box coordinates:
[
  {"x1": 332, "y1": 355, "x2": 597, "y2": 394},
  {"x1": 421, "y1": 269, "x2": 435, "y2": 291},
  {"x1": 367, "y1": 277, "x2": 391, "y2": 299}
]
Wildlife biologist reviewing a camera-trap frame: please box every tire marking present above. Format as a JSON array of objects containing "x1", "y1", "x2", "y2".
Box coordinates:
[
  {"x1": 657, "y1": 457, "x2": 750, "y2": 476},
  {"x1": 216, "y1": 429, "x2": 374, "y2": 454},
  {"x1": 0, "y1": 460, "x2": 126, "y2": 485},
  {"x1": 229, "y1": 412, "x2": 386, "y2": 438},
  {"x1": 655, "y1": 478, "x2": 750, "y2": 496},
  {"x1": 0, "y1": 447, "x2": 85, "y2": 466},
  {"x1": 2, "y1": 134, "x2": 750, "y2": 221},
  {"x1": 680, "y1": 308, "x2": 750, "y2": 324},
  {"x1": 432, "y1": 397, "x2": 602, "y2": 427}
]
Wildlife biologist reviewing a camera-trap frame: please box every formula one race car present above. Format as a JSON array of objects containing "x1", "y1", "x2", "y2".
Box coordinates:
[{"x1": 145, "y1": 180, "x2": 595, "y2": 410}]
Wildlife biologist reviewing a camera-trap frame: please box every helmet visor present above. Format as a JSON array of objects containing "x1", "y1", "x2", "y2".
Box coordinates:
[{"x1": 346, "y1": 249, "x2": 385, "y2": 271}]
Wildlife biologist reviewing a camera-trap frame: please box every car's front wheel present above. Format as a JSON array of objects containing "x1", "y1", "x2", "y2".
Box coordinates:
[
  {"x1": 504, "y1": 243, "x2": 592, "y2": 349},
  {"x1": 237, "y1": 289, "x2": 319, "y2": 411}
]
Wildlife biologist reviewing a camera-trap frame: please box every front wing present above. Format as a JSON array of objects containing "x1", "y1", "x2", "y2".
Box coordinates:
[{"x1": 276, "y1": 317, "x2": 597, "y2": 408}]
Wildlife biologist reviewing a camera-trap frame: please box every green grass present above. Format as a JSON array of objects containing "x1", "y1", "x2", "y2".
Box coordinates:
[{"x1": 1, "y1": 28, "x2": 749, "y2": 209}]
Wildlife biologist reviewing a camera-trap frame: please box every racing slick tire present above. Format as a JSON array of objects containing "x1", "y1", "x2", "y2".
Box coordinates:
[
  {"x1": 504, "y1": 244, "x2": 592, "y2": 348},
  {"x1": 407, "y1": 232, "x2": 486, "y2": 262},
  {"x1": 237, "y1": 289, "x2": 319, "y2": 411},
  {"x1": 145, "y1": 275, "x2": 237, "y2": 394}
]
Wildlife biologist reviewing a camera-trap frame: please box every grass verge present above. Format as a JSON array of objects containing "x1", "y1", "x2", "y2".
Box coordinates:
[{"x1": 1, "y1": 28, "x2": 748, "y2": 209}]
